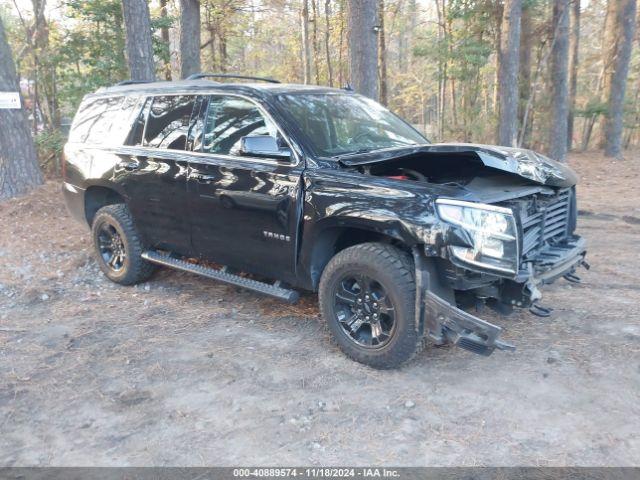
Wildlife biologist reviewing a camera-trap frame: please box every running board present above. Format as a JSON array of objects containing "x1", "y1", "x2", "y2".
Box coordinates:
[{"x1": 141, "y1": 250, "x2": 300, "y2": 303}]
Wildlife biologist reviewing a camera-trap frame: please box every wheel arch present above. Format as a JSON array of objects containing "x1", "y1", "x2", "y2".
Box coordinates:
[
  {"x1": 84, "y1": 185, "x2": 126, "y2": 226},
  {"x1": 303, "y1": 219, "x2": 417, "y2": 291}
]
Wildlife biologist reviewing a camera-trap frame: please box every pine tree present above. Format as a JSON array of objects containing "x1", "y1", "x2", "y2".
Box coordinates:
[
  {"x1": 497, "y1": 0, "x2": 522, "y2": 147},
  {"x1": 347, "y1": 0, "x2": 379, "y2": 99},
  {"x1": 180, "y1": 0, "x2": 201, "y2": 78},
  {"x1": 549, "y1": 0, "x2": 570, "y2": 161},
  {"x1": 0, "y1": 18, "x2": 43, "y2": 200},
  {"x1": 604, "y1": 0, "x2": 637, "y2": 158},
  {"x1": 121, "y1": 0, "x2": 156, "y2": 81}
]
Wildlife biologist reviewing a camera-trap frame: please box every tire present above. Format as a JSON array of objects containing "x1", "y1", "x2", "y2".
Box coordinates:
[
  {"x1": 91, "y1": 204, "x2": 156, "y2": 285},
  {"x1": 319, "y1": 242, "x2": 422, "y2": 369}
]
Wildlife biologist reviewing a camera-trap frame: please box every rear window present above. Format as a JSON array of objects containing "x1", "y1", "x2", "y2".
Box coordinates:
[{"x1": 69, "y1": 95, "x2": 141, "y2": 145}]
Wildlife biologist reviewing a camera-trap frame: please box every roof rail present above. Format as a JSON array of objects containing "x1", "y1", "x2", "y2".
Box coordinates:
[
  {"x1": 115, "y1": 80, "x2": 152, "y2": 86},
  {"x1": 186, "y1": 73, "x2": 280, "y2": 84}
]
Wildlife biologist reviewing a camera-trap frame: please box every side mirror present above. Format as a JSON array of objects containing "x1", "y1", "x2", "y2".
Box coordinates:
[{"x1": 239, "y1": 135, "x2": 291, "y2": 160}]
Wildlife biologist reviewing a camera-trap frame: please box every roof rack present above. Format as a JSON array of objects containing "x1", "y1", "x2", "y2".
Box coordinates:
[
  {"x1": 115, "y1": 80, "x2": 152, "y2": 86},
  {"x1": 186, "y1": 73, "x2": 280, "y2": 84}
]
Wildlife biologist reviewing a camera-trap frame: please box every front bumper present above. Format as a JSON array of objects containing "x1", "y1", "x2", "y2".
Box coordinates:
[
  {"x1": 515, "y1": 236, "x2": 587, "y2": 284},
  {"x1": 419, "y1": 236, "x2": 588, "y2": 356}
]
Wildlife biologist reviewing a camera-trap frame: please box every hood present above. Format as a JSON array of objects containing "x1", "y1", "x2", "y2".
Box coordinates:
[{"x1": 338, "y1": 143, "x2": 578, "y2": 188}]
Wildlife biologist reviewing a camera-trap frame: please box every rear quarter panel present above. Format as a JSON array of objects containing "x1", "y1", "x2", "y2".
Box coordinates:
[{"x1": 62, "y1": 143, "x2": 129, "y2": 225}]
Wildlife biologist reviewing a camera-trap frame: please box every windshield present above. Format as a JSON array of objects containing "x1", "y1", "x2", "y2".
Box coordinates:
[{"x1": 277, "y1": 93, "x2": 428, "y2": 157}]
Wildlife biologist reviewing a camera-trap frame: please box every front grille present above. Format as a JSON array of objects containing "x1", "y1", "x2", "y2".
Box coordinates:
[{"x1": 517, "y1": 189, "x2": 572, "y2": 260}]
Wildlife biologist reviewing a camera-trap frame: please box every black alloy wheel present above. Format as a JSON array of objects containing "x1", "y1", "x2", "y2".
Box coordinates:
[
  {"x1": 97, "y1": 222, "x2": 127, "y2": 272},
  {"x1": 333, "y1": 273, "x2": 396, "y2": 348},
  {"x1": 319, "y1": 242, "x2": 422, "y2": 369}
]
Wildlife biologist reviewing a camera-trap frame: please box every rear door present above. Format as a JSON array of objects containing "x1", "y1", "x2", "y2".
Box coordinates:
[
  {"x1": 187, "y1": 94, "x2": 304, "y2": 280},
  {"x1": 116, "y1": 94, "x2": 199, "y2": 254}
]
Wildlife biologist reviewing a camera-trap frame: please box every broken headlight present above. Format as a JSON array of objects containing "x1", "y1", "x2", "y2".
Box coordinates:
[{"x1": 436, "y1": 199, "x2": 519, "y2": 275}]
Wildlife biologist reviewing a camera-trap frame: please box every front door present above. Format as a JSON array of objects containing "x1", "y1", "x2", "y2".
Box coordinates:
[{"x1": 187, "y1": 95, "x2": 304, "y2": 281}]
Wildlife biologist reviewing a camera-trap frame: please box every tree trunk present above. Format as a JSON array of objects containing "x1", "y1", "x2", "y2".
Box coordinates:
[
  {"x1": 31, "y1": 0, "x2": 56, "y2": 129},
  {"x1": 324, "y1": 0, "x2": 334, "y2": 86},
  {"x1": 597, "y1": 0, "x2": 621, "y2": 148},
  {"x1": 218, "y1": 31, "x2": 228, "y2": 73},
  {"x1": 518, "y1": 1, "x2": 532, "y2": 129},
  {"x1": 548, "y1": 0, "x2": 570, "y2": 161},
  {"x1": 497, "y1": 0, "x2": 522, "y2": 147},
  {"x1": 0, "y1": 18, "x2": 42, "y2": 200},
  {"x1": 337, "y1": 0, "x2": 346, "y2": 86},
  {"x1": 179, "y1": 0, "x2": 201, "y2": 79},
  {"x1": 493, "y1": 2, "x2": 503, "y2": 116},
  {"x1": 378, "y1": 0, "x2": 388, "y2": 105},
  {"x1": 312, "y1": 0, "x2": 321, "y2": 84},
  {"x1": 567, "y1": 0, "x2": 580, "y2": 150},
  {"x1": 207, "y1": 27, "x2": 217, "y2": 70},
  {"x1": 301, "y1": 0, "x2": 311, "y2": 84},
  {"x1": 436, "y1": 0, "x2": 446, "y2": 140},
  {"x1": 347, "y1": 0, "x2": 379, "y2": 99},
  {"x1": 604, "y1": 0, "x2": 637, "y2": 158},
  {"x1": 404, "y1": 0, "x2": 417, "y2": 74},
  {"x1": 122, "y1": 0, "x2": 156, "y2": 81},
  {"x1": 580, "y1": 67, "x2": 605, "y2": 150},
  {"x1": 160, "y1": 0, "x2": 172, "y2": 80}
]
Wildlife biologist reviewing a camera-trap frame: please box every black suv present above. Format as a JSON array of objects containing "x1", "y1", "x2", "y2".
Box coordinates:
[{"x1": 63, "y1": 73, "x2": 588, "y2": 368}]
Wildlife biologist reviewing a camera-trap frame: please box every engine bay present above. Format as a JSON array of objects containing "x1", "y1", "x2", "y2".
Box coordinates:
[{"x1": 354, "y1": 152, "x2": 496, "y2": 186}]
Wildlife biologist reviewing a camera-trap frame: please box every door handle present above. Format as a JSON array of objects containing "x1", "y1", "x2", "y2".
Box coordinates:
[
  {"x1": 192, "y1": 173, "x2": 217, "y2": 184},
  {"x1": 273, "y1": 184, "x2": 290, "y2": 195},
  {"x1": 117, "y1": 160, "x2": 140, "y2": 171}
]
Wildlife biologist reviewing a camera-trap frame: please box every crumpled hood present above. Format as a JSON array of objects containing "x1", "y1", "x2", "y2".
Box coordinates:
[{"x1": 338, "y1": 143, "x2": 578, "y2": 188}]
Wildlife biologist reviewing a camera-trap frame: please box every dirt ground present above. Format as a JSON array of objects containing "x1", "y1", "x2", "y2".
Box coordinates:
[{"x1": 0, "y1": 151, "x2": 639, "y2": 467}]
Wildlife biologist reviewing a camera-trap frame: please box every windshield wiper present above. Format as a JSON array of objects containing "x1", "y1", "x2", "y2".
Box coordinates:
[{"x1": 332, "y1": 147, "x2": 378, "y2": 158}]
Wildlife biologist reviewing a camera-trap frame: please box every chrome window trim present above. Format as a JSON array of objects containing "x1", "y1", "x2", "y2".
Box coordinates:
[
  {"x1": 67, "y1": 90, "x2": 301, "y2": 167},
  {"x1": 90, "y1": 145, "x2": 297, "y2": 170}
]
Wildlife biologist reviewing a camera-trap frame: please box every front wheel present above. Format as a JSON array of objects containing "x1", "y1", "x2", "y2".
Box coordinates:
[{"x1": 319, "y1": 243, "x2": 422, "y2": 369}]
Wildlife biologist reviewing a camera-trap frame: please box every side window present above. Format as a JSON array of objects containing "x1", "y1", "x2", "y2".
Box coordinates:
[
  {"x1": 126, "y1": 97, "x2": 152, "y2": 146},
  {"x1": 143, "y1": 95, "x2": 197, "y2": 150},
  {"x1": 69, "y1": 96, "x2": 123, "y2": 144},
  {"x1": 203, "y1": 96, "x2": 278, "y2": 156},
  {"x1": 108, "y1": 96, "x2": 142, "y2": 145}
]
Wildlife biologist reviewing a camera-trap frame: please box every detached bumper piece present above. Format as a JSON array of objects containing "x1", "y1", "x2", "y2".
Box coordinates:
[{"x1": 424, "y1": 291, "x2": 515, "y2": 356}]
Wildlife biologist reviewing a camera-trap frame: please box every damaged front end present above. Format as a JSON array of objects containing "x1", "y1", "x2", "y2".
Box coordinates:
[
  {"x1": 362, "y1": 144, "x2": 591, "y2": 357},
  {"x1": 412, "y1": 185, "x2": 588, "y2": 356},
  {"x1": 340, "y1": 142, "x2": 589, "y2": 356}
]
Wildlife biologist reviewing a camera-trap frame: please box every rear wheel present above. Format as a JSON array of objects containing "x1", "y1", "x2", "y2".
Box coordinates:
[
  {"x1": 319, "y1": 243, "x2": 422, "y2": 369},
  {"x1": 91, "y1": 204, "x2": 156, "y2": 285}
]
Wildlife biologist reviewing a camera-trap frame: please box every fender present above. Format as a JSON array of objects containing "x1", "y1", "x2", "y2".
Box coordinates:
[{"x1": 297, "y1": 167, "x2": 441, "y2": 290}]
